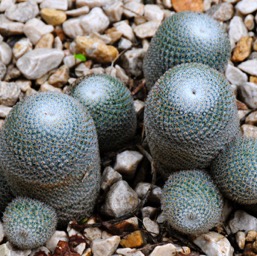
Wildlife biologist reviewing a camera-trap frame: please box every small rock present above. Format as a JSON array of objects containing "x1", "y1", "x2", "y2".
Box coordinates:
[
  {"x1": 91, "y1": 236, "x2": 120, "y2": 256},
  {"x1": 229, "y1": 16, "x2": 248, "y2": 48},
  {"x1": 114, "y1": 217, "x2": 139, "y2": 233},
  {"x1": 48, "y1": 65, "x2": 69, "y2": 87},
  {"x1": 0, "y1": 15, "x2": 24, "y2": 36},
  {"x1": 39, "y1": 82, "x2": 62, "y2": 92},
  {"x1": 75, "y1": 36, "x2": 118, "y2": 63},
  {"x1": 82, "y1": 248, "x2": 92, "y2": 256},
  {"x1": 0, "y1": 222, "x2": 4, "y2": 243},
  {"x1": 141, "y1": 206, "x2": 158, "y2": 219},
  {"x1": 80, "y1": 7, "x2": 110, "y2": 34},
  {"x1": 30, "y1": 246, "x2": 51, "y2": 256},
  {"x1": 73, "y1": 243, "x2": 86, "y2": 255},
  {"x1": 194, "y1": 232, "x2": 234, "y2": 256},
  {"x1": 114, "y1": 20, "x2": 136, "y2": 42},
  {"x1": 250, "y1": 76, "x2": 257, "y2": 84},
  {"x1": 0, "y1": 62, "x2": 6, "y2": 81},
  {"x1": 5, "y1": 1, "x2": 39, "y2": 22},
  {"x1": 163, "y1": 0, "x2": 172, "y2": 8},
  {"x1": 144, "y1": 4, "x2": 164, "y2": 21},
  {"x1": 149, "y1": 243, "x2": 177, "y2": 256},
  {"x1": 236, "y1": 0, "x2": 257, "y2": 15},
  {"x1": 4, "y1": 65, "x2": 20, "y2": 81},
  {"x1": 237, "y1": 99, "x2": 249, "y2": 110},
  {"x1": 236, "y1": 231, "x2": 246, "y2": 250},
  {"x1": 120, "y1": 230, "x2": 145, "y2": 248},
  {"x1": 114, "y1": 150, "x2": 143, "y2": 179},
  {"x1": 244, "y1": 14, "x2": 255, "y2": 30},
  {"x1": 122, "y1": 48, "x2": 145, "y2": 77},
  {"x1": 103, "y1": 1, "x2": 123, "y2": 22},
  {"x1": 105, "y1": 27, "x2": 123, "y2": 44},
  {"x1": 55, "y1": 36, "x2": 63, "y2": 49},
  {"x1": 225, "y1": 64, "x2": 248, "y2": 86},
  {"x1": 40, "y1": 0, "x2": 68, "y2": 11},
  {"x1": 16, "y1": 48, "x2": 64, "y2": 80},
  {"x1": 232, "y1": 36, "x2": 253, "y2": 62},
  {"x1": 123, "y1": 2, "x2": 144, "y2": 18},
  {"x1": 241, "y1": 124, "x2": 257, "y2": 138},
  {"x1": 238, "y1": 82, "x2": 257, "y2": 108},
  {"x1": 0, "y1": 105, "x2": 12, "y2": 118},
  {"x1": 116, "y1": 248, "x2": 145, "y2": 256},
  {"x1": 238, "y1": 59, "x2": 257, "y2": 76},
  {"x1": 63, "y1": 55, "x2": 76, "y2": 68},
  {"x1": 83, "y1": 217, "x2": 102, "y2": 242},
  {"x1": 0, "y1": 242, "x2": 31, "y2": 256},
  {"x1": 63, "y1": 18, "x2": 83, "y2": 39},
  {"x1": 35, "y1": 33, "x2": 54, "y2": 49},
  {"x1": 246, "y1": 230, "x2": 257, "y2": 242},
  {"x1": 24, "y1": 18, "x2": 54, "y2": 45},
  {"x1": 46, "y1": 230, "x2": 69, "y2": 252},
  {"x1": 143, "y1": 217, "x2": 159, "y2": 237},
  {"x1": 90, "y1": 32, "x2": 112, "y2": 44},
  {"x1": 0, "y1": 0, "x2": 15, "y2": 12},
  {"x1": 245, "y1": 111, "x2": 257, "y2": 125},
  {"x1": 103, "y1": 180, "x2": 139, "y2": 217},
  {"x1": 105, "y1": 64, "x2": 129, "y2": 85},
  {"x1": 41, "y1": 8, "x2": 67, "y2": 26},
  {"x1": 13, "y1": 38, "x2": 32, "y2": 59},
  {"x1": 134, "y1": 21, "x2": 161, "y2": 39},
  {"x1": 134, "y1": 100, "x2": 144, "y2": 115},
  {"x1": 207, "y1": 3, "x2": 234, "y2": 21},
  {"x1": 0, "y1": 82, "x2": 20, "y2": 106},
  {"x1": 16, "y1": 80, "x2": 31, "y2": 93},
  {"x1": 228, "y1": 210, "x2": 257, "y2": 233},
  {"x1": 66, "y1": 6, "x2": 89, "y2": 16},
  {"x1": 118, "y1": 37, "x2": 132, "y2": 50},
  {"x1": 76, "y1": 0, "x2": 112, "y2": 8},
  {"x1": 238, "y1": 110, "x2": 250, "y2": 120},
  {"x1": 0, "y1": 42, "x2": 12, "y2": 65},
  {"x1": 101, "y1": 166, "x2": 122, "y2": 191},
  {"x1": 172, "y1": 0, "x2": 203, "y2": 12}
]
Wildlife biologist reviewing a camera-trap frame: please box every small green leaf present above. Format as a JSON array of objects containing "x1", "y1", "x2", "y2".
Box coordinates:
[{"x1": 74, "y1": 53, "x2": 87, "y2": 62}]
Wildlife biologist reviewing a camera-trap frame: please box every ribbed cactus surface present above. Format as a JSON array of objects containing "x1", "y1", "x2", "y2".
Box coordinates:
[
  {"x1": 144, "y1": 63, "x2": 239, "y2": 176},
  {"x1": 0, "y1": 92, "x2": 101, "y2": 224},
  {"x1": 70, "y1": 74, "x2": 137, "y2": 152},
  {"x1": 162, "y1": 170, "x2": 223, "y2": 235},
  {"x1": 143, "y1": 11, "x2": 231, "y2": 89},
  {"x1": 211, "y1": 137, "x2": 257, "y2": 205},
  {"x1": 3, "y1": 197, "x2": 57, "y2": 249}
]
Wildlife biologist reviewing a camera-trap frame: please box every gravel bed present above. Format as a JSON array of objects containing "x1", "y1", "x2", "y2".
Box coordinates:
[{"x1": 1, "y1": 0, "x2": 257, "y2": 255}]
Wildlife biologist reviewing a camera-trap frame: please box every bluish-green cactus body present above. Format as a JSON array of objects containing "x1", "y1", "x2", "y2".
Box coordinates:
[
  {"x1": 162, "y1": 170, "x2": 223, "y2": 235},
  {"x1": 143, "y1": 11, "x2": 231, "y2": 89},
  {"x1": 144, "y1": 63, "x2": 239, "y2": 176},
  {"x1": 0, "y1": 92, "x2": 101, "y2": 224},
  {"x1": 70, "y1": 74, "x2": 137, "y2": 152},
  {"x1": 3, "y1": 197, "x2": 57, "y2": 249},
  {"x1": 211, "y1": 137, "x2": 257, "y2": 205}
]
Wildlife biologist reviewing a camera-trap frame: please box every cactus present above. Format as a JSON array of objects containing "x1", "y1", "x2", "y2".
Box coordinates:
[
  {"x1": 144, "y1": 63, "x2": 240, "y2": 176},
  {"x1": 3, "y1": 197, "x2": 57, "y2": 250},
  {"x1": 211, "y1": 137, "x2": 257, "y2": 205},
  {"x1": 70, "y1": 74, "x2": 137, "y2": 152},
  {"x1": 0, "y1": 92, "x2": 101, "y2": 225},
  {"x1": 162, "y1": 170, "x2": 223, "y2": 235},
  {"x1": 143, "y1": 11, "x2": 231, "y2": 89}
]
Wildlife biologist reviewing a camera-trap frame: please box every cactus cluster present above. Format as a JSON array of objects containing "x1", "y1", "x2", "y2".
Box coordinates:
[
  {"x1": 70, "y1": 74, "x2": 137, "y2": 152},
  {"x1": 3, "y1": 197, "x2": 57, "y2": 250},
  {"x1": 0, "y1": 92, "x2": 101, "y2": 225},
  {"x1": 143, "y1": 11, "x2": 231, "y2": 89}
]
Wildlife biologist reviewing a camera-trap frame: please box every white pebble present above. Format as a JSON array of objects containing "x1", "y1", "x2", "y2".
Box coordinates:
[
  {"x1": 45, "y1": 231, "x2": 69, "y2": 252},
  {"x1": 91, "y1": 236, "x2": 120, "y2": 256},
  {"x1": 236, "y1": 0, "x2": 257, "y2": 15}
]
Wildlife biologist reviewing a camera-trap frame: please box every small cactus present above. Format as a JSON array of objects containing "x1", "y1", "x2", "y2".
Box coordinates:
[
  {"x1": 3, "y1": 197, "x2": 57, "y2": 250},
  {"x1": 162, "y1": 170, "x2": 223, "y2": 235},
  {"x1": 70, "y1": 74, "x2": 137, "y2": 152},
  {"x1": 143, "y1": 11, "x2": 231, "y2": 89}
]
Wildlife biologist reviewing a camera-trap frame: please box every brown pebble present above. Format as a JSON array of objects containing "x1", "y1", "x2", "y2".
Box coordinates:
[
  {"x1": 232, "y1": 36, "x2": 253, "y2": 62},
  {"x1": 41, "y1": 8, "x2": 67, "y2": 26},
  {"x1": 35, "y1": 33, "x2": 54, "y2": 49},
  {"x1": 105, "y1": 27, "x2": 123, "y2": 44},
  {"x1": 120, "y1": 230, "x2": 145, "y2": 248},
  {"x1": 246, "y1": 230, "x2": 257, "y2": 242},
  {"x1": 237, "y1": 100, "x2": 249, "y2": 110},
  {"x1": 172, "y1": 0, "x2": 203, "y2": 12},
  {"x1": 48, "y1": 65, "x2": 69, "y2": 88}
]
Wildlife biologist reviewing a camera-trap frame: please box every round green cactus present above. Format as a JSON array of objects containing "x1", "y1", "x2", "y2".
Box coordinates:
[
  {"x1": 3, "y1": 197, "x2": 57, "y2": 249},
  {"x1": 211, "y1": 137, "x2": 257, "y2": 205},
  {"x1": 0, "y1": 92, "x2": 101, "y2": 224},
  {"x1": 143, "y1": 11, "x2": 231, "y2": 89},
  {"x1": 162, "y1": 170, "x2": 223, "y2": 235},
  {"x1": 144, "y1": 63, "x2": 239, "y2": 176},
  {"x1": 70, "y1": 74, "x2": 137, "y2": 152}
]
